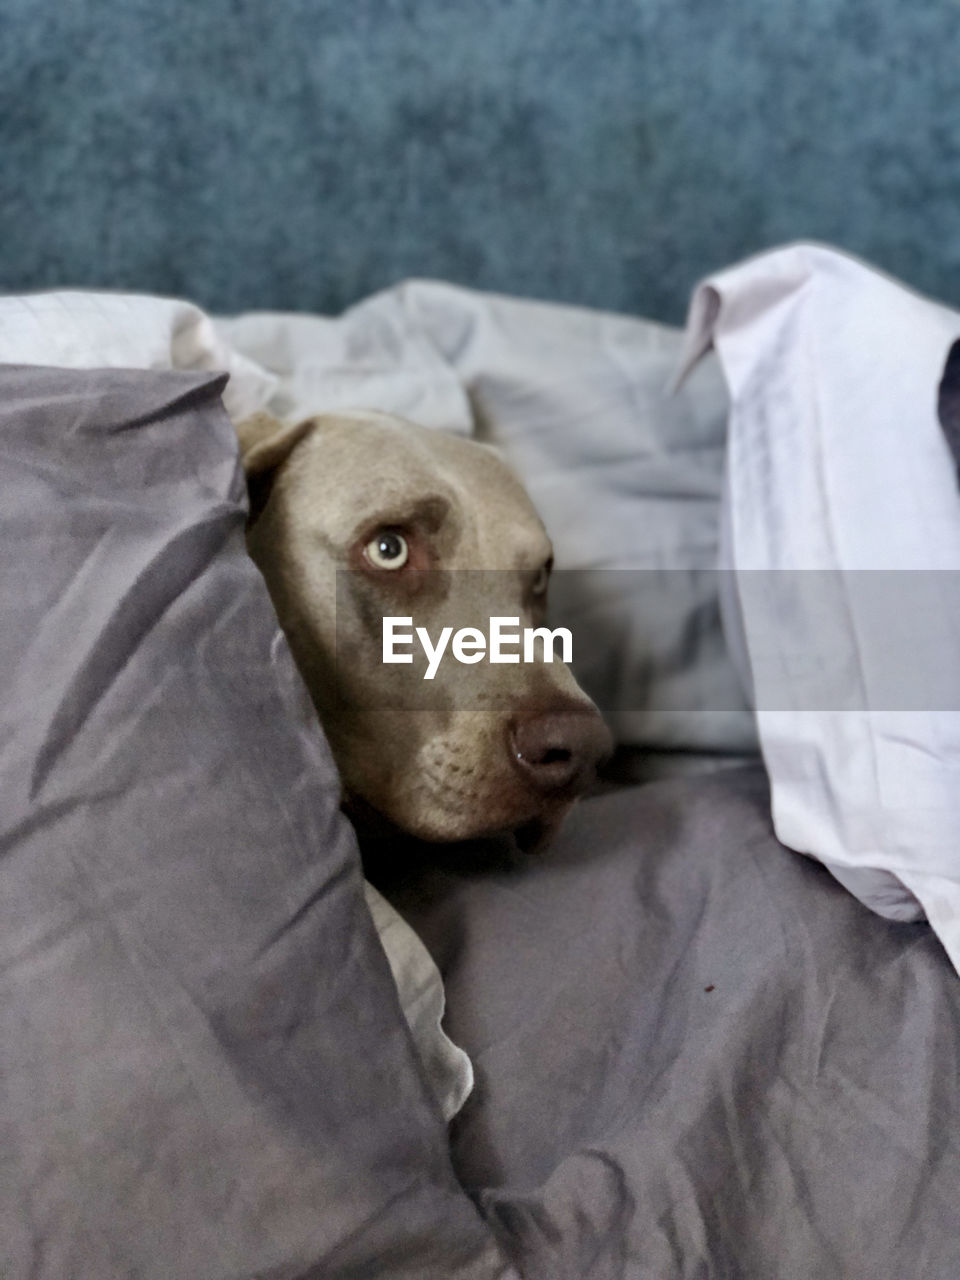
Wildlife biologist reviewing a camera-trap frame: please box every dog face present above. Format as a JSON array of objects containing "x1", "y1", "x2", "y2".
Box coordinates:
[{"x1": 238, "y1": 410, "x2": 611, "y2": 847}]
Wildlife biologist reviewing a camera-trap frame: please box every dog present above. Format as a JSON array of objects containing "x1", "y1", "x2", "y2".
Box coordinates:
[{"x1": 236, "y1": 409, "x2": 611, "y2": 849}]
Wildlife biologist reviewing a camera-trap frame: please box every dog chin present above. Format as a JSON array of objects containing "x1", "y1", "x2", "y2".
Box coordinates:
[
  {"x1": 345, "y1": 786, "x2": 572, "y2": 851},
  {"x1": 391, "y1": 798, "x2": 573, "y2": 851}
]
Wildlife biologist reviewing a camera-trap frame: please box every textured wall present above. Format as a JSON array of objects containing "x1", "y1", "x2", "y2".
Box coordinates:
[{"x1": 1, "y1": 0, "x2": 958, "y2": 322}]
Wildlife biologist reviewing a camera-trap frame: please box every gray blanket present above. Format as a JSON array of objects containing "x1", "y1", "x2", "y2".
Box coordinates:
[
  {"x1": 371, "y1": 765, "x2": 960, "y2": 1280},
  {"x1": 6, "y1": 360, "x2": 959, "y2": 1277}
]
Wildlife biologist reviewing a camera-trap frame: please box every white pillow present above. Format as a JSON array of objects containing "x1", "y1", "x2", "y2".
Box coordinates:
[
  {"x1": 678, "y1": 243, "x2": 960, "y2": 971},
  {"x1": 0, "y1": 289, "x2": 278, "y2": 419}
]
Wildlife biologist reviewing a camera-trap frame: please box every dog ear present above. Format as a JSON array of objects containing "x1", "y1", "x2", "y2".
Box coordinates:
[
  {"x1": 234, "y1": 413, "x2": 318, "y2": 527},
  {"x1": 235, "y1": 412, "x2": 317, "y2": 476}
]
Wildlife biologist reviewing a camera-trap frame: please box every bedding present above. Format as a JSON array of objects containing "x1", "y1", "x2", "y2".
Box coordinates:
[
  {"x1": 2, "y1": 254, "x2": 959, "y2": 1279},
  {"x1": 370, "y1": 765, "x2": 960, "y2": 1280},
  {"x1": 0, "y1": 291, "x2": 475, "y2": 1122},
  {"x1": 0, "y1": 363, "x2": 512, "y2": 1279},
  {"x1": 678, "y1": 243, "x2": 960, "y2": 971}
]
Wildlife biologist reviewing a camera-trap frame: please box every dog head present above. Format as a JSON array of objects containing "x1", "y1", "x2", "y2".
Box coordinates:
[{"x1": 237, "y1": 409, "x2": 611, "y2": 847}]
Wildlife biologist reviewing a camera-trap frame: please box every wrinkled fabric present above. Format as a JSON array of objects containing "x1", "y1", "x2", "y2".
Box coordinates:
[
  {"x1": 677, "y1": 243, "x2": 960, "y2": 969},
  {"x1": 0, "y1": 364, "x2": 515, "y2": 1280},
  {"x1": 0, "y1": 289, "x2": 482, "y2": 1123},
  {"x1": 374, "y1": 767, "x2": 960, "y2": 1280},
  {"x1": 364, "y1": 880, "x2": 474, "y2": 1121}
]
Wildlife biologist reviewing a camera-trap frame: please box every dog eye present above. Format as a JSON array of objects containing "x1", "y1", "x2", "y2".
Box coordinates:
[
  {"x1": 365, "y1": 530, "x2": 409, "y2": 570},
  {"x1": 531, "y1": 563, "x2": 550, "y2": 596}
]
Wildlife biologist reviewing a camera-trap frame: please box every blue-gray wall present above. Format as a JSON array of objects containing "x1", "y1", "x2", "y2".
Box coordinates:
[{"x1": 1, "y1": 0, "x2": 958, "y2": 322}]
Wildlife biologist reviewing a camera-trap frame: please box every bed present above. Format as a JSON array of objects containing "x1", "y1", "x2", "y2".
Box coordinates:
[{"x1": 2, "y1": 242, "x2": 960, "y2": 1278}]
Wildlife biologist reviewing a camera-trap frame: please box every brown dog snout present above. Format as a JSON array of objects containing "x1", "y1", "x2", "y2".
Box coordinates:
[{"x1": 509, "y1": 706, "x2": 612, "y2": 795}]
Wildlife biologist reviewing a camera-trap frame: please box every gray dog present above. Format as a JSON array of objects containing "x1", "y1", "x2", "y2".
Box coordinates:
[{"x1": 237, "y1": 409, "x2": 610, "y2": 848}]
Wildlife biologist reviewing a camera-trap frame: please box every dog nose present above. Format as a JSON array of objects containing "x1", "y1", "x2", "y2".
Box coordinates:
[{"x1": 509, "y1": 707, "x2": 612, "y2": 795}]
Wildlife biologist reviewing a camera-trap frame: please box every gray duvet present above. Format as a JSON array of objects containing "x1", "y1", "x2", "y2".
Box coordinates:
[
  {"x1": 5, "y1": 360, "x2": 960, "y2": 1278},
  {"x1": 372, "y1": 766, "x2": 960, "y2": 1279}
]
